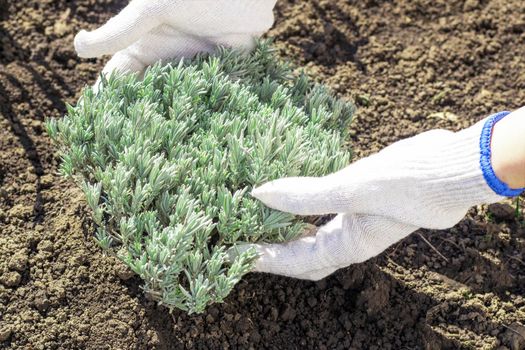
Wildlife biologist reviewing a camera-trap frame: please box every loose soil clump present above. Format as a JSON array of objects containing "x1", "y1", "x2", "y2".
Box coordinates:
[{"x1": 1, "y1": 0, "x2": 525, "y2": 349}]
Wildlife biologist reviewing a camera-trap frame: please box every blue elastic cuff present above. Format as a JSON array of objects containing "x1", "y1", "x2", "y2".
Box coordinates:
[{"x1": 480, "y1": 111, "x2": 525, "y2": 197}]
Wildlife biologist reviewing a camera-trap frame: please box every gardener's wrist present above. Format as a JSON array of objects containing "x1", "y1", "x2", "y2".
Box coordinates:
[{"x1": 491, "y1": 107, "x2": 525, "y2": 190}]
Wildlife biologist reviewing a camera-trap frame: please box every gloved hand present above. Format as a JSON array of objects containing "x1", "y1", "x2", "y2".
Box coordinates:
[
  {"x1": 245, "y1": 214, "x2": 418, "y2": 280},
  {"x1": 74, "y1": 0, "x2": 277, "y2": 82},
  {"x1": 254, "y1": 111, "x2": 522, "y2": 229},
  {"x1": 245, "y1": 111, "x2": 524, "y2": 280}
]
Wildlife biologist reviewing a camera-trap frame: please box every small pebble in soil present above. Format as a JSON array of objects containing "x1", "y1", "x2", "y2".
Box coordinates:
[
  {"x1": 34, "y1": 295, "x2": 50, "y2": 313},
  {"x1": 8, "y1": 204, "x2": 32, "y2": 219},
  {"x1": 269, "y1": 306, "x2": 278, "y2": 321},
  {"x1": 0, "y1": 188, "x2": 8, "y2": 200},
  {"x1": 488, "y1": 203, "x2": 516, "y2": 221},
  {"x1": 115, "y1": 264, "x2": 135, "y2": 281},
  {"x1": 280, "y1": 304, "x2": 296, "y2": 321},
  {"x1": 8, "y1": 250, "x2": 29, "y2": 272},
  {"x1": 0, "y1": 326, "x2": 12, "y2": 343},
  {"x1": 39, "y1": 174, "x2": 54, "y2": 189},
  {"x1": 0, "y1": 271, "x2": 22, "y2": 287},
  {"x1": 37, "y1": 240, "x2": 54, "y2": 253},
  {"x1": 463, "y1": 0, "x2": 480, "y2": 11},
  {"x1": 307, "y1": 297, "x2": 317, "y2": 307}
]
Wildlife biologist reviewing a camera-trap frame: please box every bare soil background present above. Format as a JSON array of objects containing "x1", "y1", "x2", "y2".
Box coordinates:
[{"x1": 1, "y1": 0, "x2": 525, "y2": 349}]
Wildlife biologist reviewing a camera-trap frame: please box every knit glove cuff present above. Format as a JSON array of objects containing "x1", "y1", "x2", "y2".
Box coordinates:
[{"x1": 479, "y1": 111, "x2": 525, "y2": 196}]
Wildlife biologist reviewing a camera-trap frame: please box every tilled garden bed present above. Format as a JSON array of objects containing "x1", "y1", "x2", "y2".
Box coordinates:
[{"x1": 1, "y1": 0, "x2": 525, "y2": 349}]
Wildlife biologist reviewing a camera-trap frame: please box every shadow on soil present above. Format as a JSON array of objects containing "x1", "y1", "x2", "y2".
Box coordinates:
[
  {"x1": 0, "y1": 75, "x2": 46, "y2": 221},
  {"x1": 273, "y1": 0, "x2": 368, "y2": 70},
  {"x1": 309, "y1": 1, "x2": 368, "y2": 69},
  {"x1": 110, "y1": 212, "x2": 525, "y2": 348},
  {"x1": 0, "y1": 37, "x2": 47, "y2": 221},
  {"x1": 395, "y1": 219, "x2": 525, "y2": 301},
  {"x1": 119, "y1": 257, "x2": 501, "y2": 349},
  {"x1": 0, "y1": 12, "x2": 81, "y2": 222}
]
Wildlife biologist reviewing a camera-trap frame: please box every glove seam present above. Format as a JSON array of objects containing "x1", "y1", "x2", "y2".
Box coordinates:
[{"x1": 480, "y1": 111, "x2": 525, "y2": 197}]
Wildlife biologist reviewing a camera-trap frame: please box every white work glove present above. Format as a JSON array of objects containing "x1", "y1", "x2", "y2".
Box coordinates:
[
  {"x1": 246, "y1": 111, "x2": 524, "y2": 280},
  {"x1": 74, "y1": 0, "x2": 277, "y2": 82},
  {"x1": 246, "y1": 214, "x2": 418, "y2": 280}
]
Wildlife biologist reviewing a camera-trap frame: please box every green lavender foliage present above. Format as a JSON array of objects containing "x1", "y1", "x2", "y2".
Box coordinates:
[{"x1": 46, "y1": 41, "x2": 354, "y2": 314}]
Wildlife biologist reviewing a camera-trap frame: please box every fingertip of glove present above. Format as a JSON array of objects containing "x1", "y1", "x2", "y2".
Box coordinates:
[
  {"x1": 250, "y1": 185, "x2": 267, "y2": 201},
  {"x1": 74, "y1": 30, "x2": 93, "y2": 58},
  {"x1": 252, "y1": 179, "x2": 319, "y2": 215},
  {"x1": 252, "y1": 181, "x2": 282, "y2": 204}
]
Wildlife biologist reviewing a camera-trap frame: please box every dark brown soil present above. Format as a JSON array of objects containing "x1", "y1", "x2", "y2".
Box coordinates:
[{"x1": 2, "y1": 0, "x2": 525, "y2": 349}]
